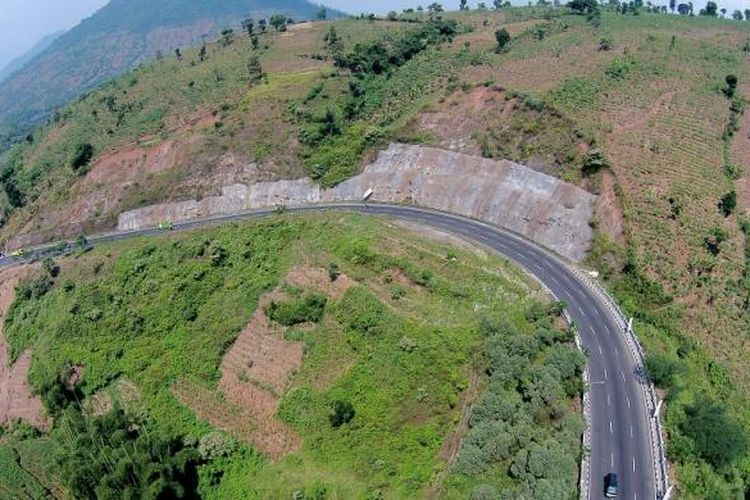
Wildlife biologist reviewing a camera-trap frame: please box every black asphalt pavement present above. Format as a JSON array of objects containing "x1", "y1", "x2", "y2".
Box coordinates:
[{"x1": 0, "y1": 203, "x2": 656, "y2": 499}]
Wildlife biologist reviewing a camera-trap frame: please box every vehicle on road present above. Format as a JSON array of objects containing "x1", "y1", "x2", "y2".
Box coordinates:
[
  {"x1": 158, "y1": 221, "x2": 174, "y2": 231},
  {"x1": 605, "y1": 472, "x2": 619, "y2": 498}
]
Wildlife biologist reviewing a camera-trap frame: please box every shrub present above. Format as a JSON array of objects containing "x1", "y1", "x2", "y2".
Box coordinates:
[
  {"x1": 582, "y1": 149, "x2": 610, "y2": 175},
  {"x1": 267, "y1": 292, "x2": 327, "y2": 326},
  {"x1": 718, "y1": 191, "x2": 737, "y2": 217},
  {"x1": 680, "y1": 396, "x2": 747, "y2": 469},
  {"x1": 70, "y1": 143, "x2": 94, "y2": 174},
  {"x1": 329, "y1": 400, "x2": 355, "y2": 427},
  {"x1": 724, "y1": 74, "x2": 738, "y2": 98},
  {"x1": 495, "y1": 29, "x2": 511, "y2": 52},
  {"x1": 644, "y1": 353, "x2": 681, "y2": 389}
]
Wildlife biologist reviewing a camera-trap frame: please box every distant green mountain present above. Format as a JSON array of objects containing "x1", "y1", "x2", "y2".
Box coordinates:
[
  {"x1": 0, "y1": 0, "x2": 343, "y2": 151},
  {"x1": 0, "y1": 30, "x2": 65, "y2": 84}
]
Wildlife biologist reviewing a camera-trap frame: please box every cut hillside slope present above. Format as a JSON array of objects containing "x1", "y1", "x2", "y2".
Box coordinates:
[
  {"x1": 116, "y1": 143, "x2": 596, "y2": 262},
  {"x1": 0, "y1": 0, "x2": 343, "y2": 150}
]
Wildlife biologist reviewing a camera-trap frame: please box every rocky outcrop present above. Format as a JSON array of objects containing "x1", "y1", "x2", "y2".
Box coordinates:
[{"x1": 118, "y1": 144, "x2": 596, "y2": 261}]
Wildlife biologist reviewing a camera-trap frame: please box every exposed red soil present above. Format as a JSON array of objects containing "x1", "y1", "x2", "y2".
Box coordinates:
[
  {"x1": 412, "y1": 87, "x2": 509, "y2": 156},
  {"x1": 0, "y1": 267, "x2": 49, "y2": 430},
  {"x1": 284, "y1": 265, "x2": 357, "y2": 301}
]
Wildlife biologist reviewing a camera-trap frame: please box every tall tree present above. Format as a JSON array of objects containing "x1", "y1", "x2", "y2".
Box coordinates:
[
  {"x1": 669, "y1": 0, "x2": 676, "y2": 11},
  {"x1": 700, "y1": 1, "x2": 717, "y2": 16},
  {"x1": 248, "y1": 55, "x2": 265, "y2": 85},
  {"x1": 460, "y1": 0, "x2": 470, "y2": 10},
  {"x1": 241, "y1": 18, "x2": 254, "y2": 36},
  {"x1": 270, "y1": 14, "x2": 288, "y2": 32}
]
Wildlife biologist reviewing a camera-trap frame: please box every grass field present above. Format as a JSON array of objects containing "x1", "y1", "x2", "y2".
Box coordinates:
[{"x1": 1, "y1": 213, "x2": 583, "y2": 498}]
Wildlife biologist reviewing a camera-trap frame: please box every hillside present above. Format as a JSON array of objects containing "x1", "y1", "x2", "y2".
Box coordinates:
[
  {"x1": 1, "y1": 4, "x2": 750, "y2": 497},
  {"x1": 0, "y1": 0, "x2": 343, "y2": 150},
  {"x1": 0, "y1": 214, "x2": 583, "y2": 498},
  {"x1": 0, "y1": 30, "x2": 65, "y2": 84}
]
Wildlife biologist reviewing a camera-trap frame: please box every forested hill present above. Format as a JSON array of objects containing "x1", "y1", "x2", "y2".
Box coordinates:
[{"x1": 0, "y1": 0, "x2": 343, "y2": 151}]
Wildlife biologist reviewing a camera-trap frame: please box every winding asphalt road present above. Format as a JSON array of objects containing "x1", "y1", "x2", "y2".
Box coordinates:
[{"x1": 0, "y1": 203, "x2": 656, "y2": 499}]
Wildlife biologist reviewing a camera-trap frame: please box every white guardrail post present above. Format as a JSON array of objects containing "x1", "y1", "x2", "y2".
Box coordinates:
[{"x1": 571, "y1": 268, "x2": 671, "y2": 500}]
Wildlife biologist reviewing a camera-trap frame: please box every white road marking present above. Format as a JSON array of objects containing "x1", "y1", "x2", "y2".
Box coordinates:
[
  {"x1": 578, "y1": 306, "x2": 585, "y2": 316},
  {"x1": 627, "y1": 396, "x2": 631, "y2": 408},
  {"x1": 632, "y1": 457, "x2": 636, "y2": 472},
  {"x1": 630, "y1": 425, "x2": 634, "y2": 438},
  {"x1": 610, "y1": 453, "x2": 614, "y2": 468},
  {"x1": 605, "y1": 325, "x2": 611, "y2": 334},
  {"x1": 609, "y1": 421, "x2": 613, "y2": 433},
  {"x1": 550, "y1": 276, "x2": 561, "y2": 287},
  {"x1": 621, "y1": 371, "x2": 627, "y2": 382},
  {"x1": 614, "y1": 347, "x2": 619, "y2": 356},
  {"x1": 598, "y1": 345, "x2": 603, "y2": 355},
  {"x1": 604, "y1": 369, "x2": 608, "y2": 379},
  {"x1": 607, "y1": 394, "x2": 611, "y2": 407},
  {"x1": 590, "y1": 326, "x2": 597, "y2": 336},
  {"x1": 593, "y1": 307, "x2": 601, "y2": 318}
]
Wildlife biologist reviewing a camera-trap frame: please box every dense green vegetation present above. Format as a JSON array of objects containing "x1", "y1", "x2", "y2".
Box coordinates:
[
  {"x1": 0, "y1": 3, "x2": 749, "y2": 497},
  {"x1": 1, "y1": 214, "x2": 582, "y2": 497}
]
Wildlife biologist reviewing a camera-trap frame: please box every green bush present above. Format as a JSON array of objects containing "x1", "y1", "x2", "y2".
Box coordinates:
[
  {"x1": 328, "y1": 400, "x2": 355, "y2": 428},
  {"x1": 645, "y1": 353, "x2": 681, "y2": 389},
  {"x1": 267, "y1": 292, "x2": 327, "y2": 326},
  {"x1": 70, "y1": 142, "x2": 94, "y2": 174},
  {"x1": 680, "y1": 396, "x2": 747, "y2": 469}
]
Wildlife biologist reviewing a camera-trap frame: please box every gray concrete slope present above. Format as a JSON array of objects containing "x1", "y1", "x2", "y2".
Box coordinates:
[{"x1": 0, "y1": 203, "x2": 656, "y2": 500}]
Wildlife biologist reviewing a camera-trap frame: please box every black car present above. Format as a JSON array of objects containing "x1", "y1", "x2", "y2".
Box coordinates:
[{"x1": 605, "y1": 472, "x2": 619, "y2": 498}]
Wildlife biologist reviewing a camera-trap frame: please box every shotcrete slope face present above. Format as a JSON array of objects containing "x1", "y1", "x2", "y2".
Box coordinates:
[{"x1": 118, "y1": 144, "x2": 596, "y2": 261}]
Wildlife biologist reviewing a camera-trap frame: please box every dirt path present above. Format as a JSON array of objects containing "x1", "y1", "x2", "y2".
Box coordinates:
[{"x1": 0, "y1": 267, "x2": 49, "y2": 430}]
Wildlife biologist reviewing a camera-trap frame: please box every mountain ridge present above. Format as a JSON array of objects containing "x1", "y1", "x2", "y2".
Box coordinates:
[{"x1": 0, "y1": 0, "x2": 343, "y2": 151}]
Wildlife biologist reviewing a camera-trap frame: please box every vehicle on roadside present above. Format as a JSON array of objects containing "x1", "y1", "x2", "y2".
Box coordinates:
[
  {"x1": 10, "y1": 248, "x2": 26, "y2": 257},
  {"x1": 605, "y1": 472, "x2": 619, "y2": 498},
  {"x1": 158, "y1": 221, "x2": 174, "y2": 231}
]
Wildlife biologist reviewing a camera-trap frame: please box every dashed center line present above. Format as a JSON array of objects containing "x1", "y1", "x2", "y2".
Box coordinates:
[
  {"x1": 630, "y1": 425, "x2": 634, "y2": 438},
  {"x1": 604, "y1": 369, "x2": 608, "y2": 379},
  {"x1": 632, "y1": 457, "x2": 637, "y2": 472},
  {"x1": 626, "y1": 396, "x2": 631, "y2": 408},
  {"x1": 621, "y1": 371, "x2": 627, "y2": 382},
  {"x1": 609, "y1": 421, "x2": 613, "y2": 434}
]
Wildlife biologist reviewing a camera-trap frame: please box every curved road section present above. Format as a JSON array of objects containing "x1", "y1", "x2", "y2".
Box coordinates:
[{"x1": 0, "y1": 203, "x2": 657, "y2": 499}]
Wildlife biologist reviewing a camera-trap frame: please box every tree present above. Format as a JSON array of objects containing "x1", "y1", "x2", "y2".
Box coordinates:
[
  {"x1": 725, "y1": 74, "x2": 738, "y2": 98},
  {"x1": 247, "y1": 55, "x2": 265, "y2": 85},
  {"x1": 460, "y1": 0, "x2": 470, "y2": 10},
  {"x1": 428, "y1": 2, "x2": 445, "y2": 16},
  {"x1": 494, "y1": 0, "x2": 503, "y2": 8},
  {"x1": 677, "y1": 2, "x2": 690, "y2": 14},
  {"x1": 745, "y1": 8, "x2": 750, "y2": 20},
  {"x1": 270, "y1": 14, "x2": 288, "y2": 32},
  {"x1": 258, "y1": 18, "x2": 268, "y2": 32},
  {"x1": 316, "y1": 6, "x2": 327, "y2": 20},
  {"x1": 719, "y1": 191, "x2": 737, "y2": 217},
  {"x1": 323, "y1": 25, "x2": 343, "y2": 56},
  {"x1": 732, "y1": 10, "x2": 743, "y2": 20},
  {"x1": 495, "y1": 28, "x2": 511, "y2": 52},
  {"x1": 669, "y1": 0, "x2": 676, "y2": 11},
  {"x1": 720, "y1": 7, "x2": 726, "y2": 17},
  {"x1": 199, "y1": 43, "x2": 207, "y2": 61},
  {"x1": 387, "y1": 10, "x2": 399, "y2": 20},
  {"x1": 681, "y1": 396, "x2": 748, "y2": 469},
  {"x1": 219, "y1": 28, "x2": 234, "y2": 47},
  {"x1": 241, "y1": 18, "x2": 254, "y2": 36},
  {"x1": 700, "y1": 1, "x2": 717, "y2": 16},
  {"x1": 175, "y1": 48, "x2": 182, "y2": 61},
  {"x1": 70, "y1": 143, "x2": 94, "y2": 173},
  {"x1": 251, "y1": 35, "x2": 260, "y2": 50},
  {"x1": 568, "y1": 0, "x2": 599, "y2": 15},
  {"x1": 329, "y1": 400, "x2": 355, "y2": 427}
]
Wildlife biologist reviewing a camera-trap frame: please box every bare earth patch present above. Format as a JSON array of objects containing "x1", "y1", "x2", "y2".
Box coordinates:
[
  {"x1": 0, "y1": 267, "x2": 49, "y2": 430},
  {"x1": 174, "y1": 266, "x2": 355, "y2": 460}
]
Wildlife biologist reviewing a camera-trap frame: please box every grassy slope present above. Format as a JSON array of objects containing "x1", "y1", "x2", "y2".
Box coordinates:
[
  {"x1": 1, "y1": 213, "x2": 582, "y2": 498},
  {"x1": 1, "y1": 6, "x2": 749, "y2": 496}
]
